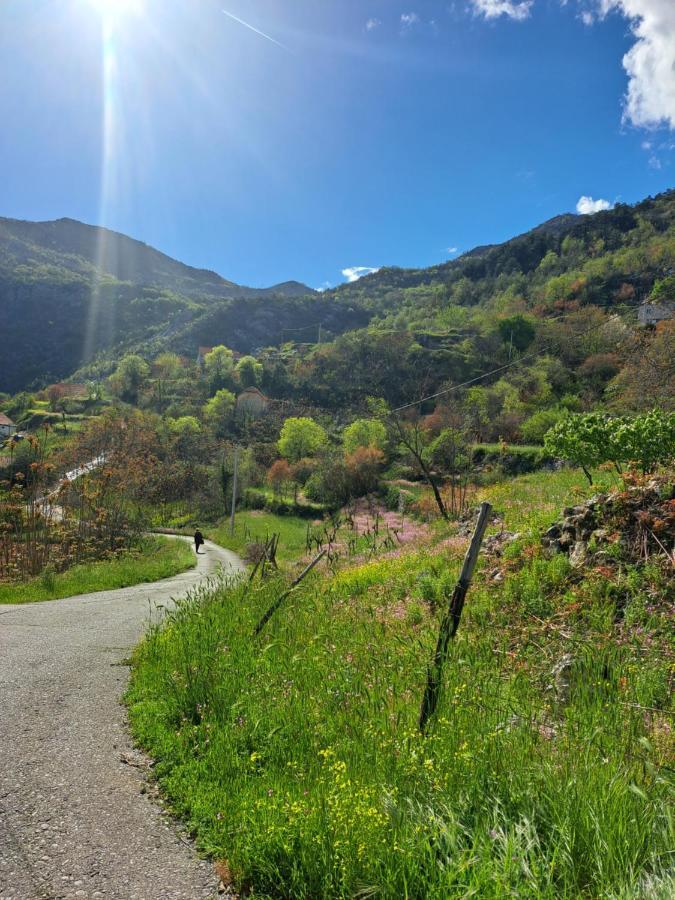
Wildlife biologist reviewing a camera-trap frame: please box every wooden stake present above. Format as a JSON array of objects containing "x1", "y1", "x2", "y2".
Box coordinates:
[
  {"x1": 253, "y1": 549, "x2": 327, "y2": 636},
  {"x1": 229, "y1": 446, "x2": 239, "y2": 536},
  {"x1": 419, "y1": 501, "x2": 492, "y2": 732}
]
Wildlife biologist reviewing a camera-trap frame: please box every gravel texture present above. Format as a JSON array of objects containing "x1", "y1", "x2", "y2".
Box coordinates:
[{"x1": 0, "y1": 539, "x2": 245, "y2": 900}]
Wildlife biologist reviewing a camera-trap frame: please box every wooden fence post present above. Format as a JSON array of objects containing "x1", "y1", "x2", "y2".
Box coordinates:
[
  {"x1": 419, "y1": 501, "x2": 492, "y2": 732},
  {"x1": 253, "y1": 549, "x2": 327, "y2": 636}
]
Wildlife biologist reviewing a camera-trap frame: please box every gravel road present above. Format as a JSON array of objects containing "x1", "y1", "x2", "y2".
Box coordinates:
[{"x1": 0, "y1": 539, "x2": 245, "y2": 900}]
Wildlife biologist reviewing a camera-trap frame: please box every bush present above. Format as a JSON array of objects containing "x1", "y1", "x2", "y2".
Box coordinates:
[{"x1": 521, "y1": 408, "x2": 567, "y2": 444}]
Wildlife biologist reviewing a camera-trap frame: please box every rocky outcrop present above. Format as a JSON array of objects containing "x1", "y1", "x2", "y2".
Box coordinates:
[{"x1": 542, "y1": 479, "x2": 675, "y2": 568}]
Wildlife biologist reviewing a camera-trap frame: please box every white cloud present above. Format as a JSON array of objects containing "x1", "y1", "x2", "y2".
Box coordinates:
[
  {"x1": 599, "y1": 1, "x2": 675, "y2": 130},
  {"x1": 580, "y1": 10, "x2": 595, "y2": 25},
  {"x1": 342, "y1": 266, "x2": 380, "y2": 283},
  {"x1": 576, "y1": 195, "x2": 614, "y2": 214},
  {"x1": 400, "y1": 12, "x2": 420, "y2": 27},
  {"x1": 365, "y1": 17, "x2": 381, "y2": 31},
  {"x1": 641, "y1": 140, "x2": 652, "y2": 149},
  {"x1": 316, "y1": 281, "x2": 333, "y2": 292},
  {"x1": 447, "y1": 246, "x2": 459, "y2": 254},
  {"x1": 470, "y1": 0, "x2": 533, "y2": 21}
]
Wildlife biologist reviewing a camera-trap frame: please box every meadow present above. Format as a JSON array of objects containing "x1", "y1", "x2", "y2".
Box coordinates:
[
  {"x1": 0, "y1": 535, "x2": 195, "y2": 603},
  {"x1": 127, "y1": 468, "x2": 674, "y2": 898}
]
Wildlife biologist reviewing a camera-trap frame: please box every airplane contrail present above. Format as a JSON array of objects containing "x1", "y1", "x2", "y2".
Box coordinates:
[{"x1": 222, "y1": 8, "x2": 289, "y2": 51}]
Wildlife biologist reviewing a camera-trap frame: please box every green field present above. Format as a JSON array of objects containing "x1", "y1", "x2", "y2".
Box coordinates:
[
  {"x1": 0, "y1": 536, "x2": 196, "y2": 604},
  {"x1": 208, "y1": 510, "x2": 315, "y2": 565},
  {"x1": 127, "y1": 469, "x2": 674, "y2": 898}
]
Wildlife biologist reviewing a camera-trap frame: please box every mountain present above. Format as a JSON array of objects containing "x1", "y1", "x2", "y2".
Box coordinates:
[
  {"x1": 0, "y1": 217, "x2": 335, "y2": 393},
  {"x1": 0, "y1": 216, "x2": 313, "y2": 300},
  {"x1": 1, "y1": 189, "x2": 673, "y2": 395}
]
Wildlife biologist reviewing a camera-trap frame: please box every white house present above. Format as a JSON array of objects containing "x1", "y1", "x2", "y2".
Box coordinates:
[{"x1": 0, "y1": 414, "x2": 17, "y2": 438}]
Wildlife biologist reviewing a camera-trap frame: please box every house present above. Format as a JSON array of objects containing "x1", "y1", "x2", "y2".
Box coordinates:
[
  {"x1": 236, "y1": 387, "x2": 270, "y2": 418},
  {"x1": 0, "y1": 414, "x2": 17, "y2": 438},
  {"x1": 638, "y1": 303, "x2": 674, "y2": 327}
]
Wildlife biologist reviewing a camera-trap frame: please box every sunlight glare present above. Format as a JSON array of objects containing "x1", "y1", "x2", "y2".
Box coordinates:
[{"x1": 86, "y1": 0, "x2": 142, "y2": 19}]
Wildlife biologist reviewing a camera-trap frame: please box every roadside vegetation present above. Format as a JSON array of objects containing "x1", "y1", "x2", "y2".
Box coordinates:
[
  {"x1": 126, "y1": 466, "x2": 674, "y2": 899},
  {"x1": 1, "y1": 189, "x2": 673, "y2": 894},
  {"x1": 1, "y1": 535, "x2": 195, "y2": 604}
]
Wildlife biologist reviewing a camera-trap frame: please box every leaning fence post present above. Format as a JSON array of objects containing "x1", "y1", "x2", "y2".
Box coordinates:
[
  {"x1": 253, "y1": 549, "x2": 327, "y2": 636},
  {"x1": 419, "y1": 501, "x2": 492, "y2": 732}
]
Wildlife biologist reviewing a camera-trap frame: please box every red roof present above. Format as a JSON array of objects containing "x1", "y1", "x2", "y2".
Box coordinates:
[{"x1": 0, "y1": 414, "x2": 16, "y2": 426}]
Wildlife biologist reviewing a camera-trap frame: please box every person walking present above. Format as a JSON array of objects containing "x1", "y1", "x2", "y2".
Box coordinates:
[{"x1": 194, "y1": 528, "x2": 205, "y2": 554}]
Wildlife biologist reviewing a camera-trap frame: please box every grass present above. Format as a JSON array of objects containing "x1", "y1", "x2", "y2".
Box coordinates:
[
  {"x1": 126, "y1": 469, "x2": 674, "y2": 898},
  {"x1": 208, "y1": 511, "x2": 315, "y2": 565},
  {"x1": 0, "y1": 535, "x2": 196, "y2": 604}
]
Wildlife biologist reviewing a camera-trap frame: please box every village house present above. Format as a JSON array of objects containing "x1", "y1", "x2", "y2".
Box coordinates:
[
  {"x1": 637, "y1": 302, "x2": 674, "y2": 327},
  {"x1": 235, "y1": 386, "x2": 270, "y2": 418},
  {"x1": 0, "y1": 414, "x2": 17, "y2": 438}
]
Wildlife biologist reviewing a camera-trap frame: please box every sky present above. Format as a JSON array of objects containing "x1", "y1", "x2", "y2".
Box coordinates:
[{"x1": 0, "y1": 0, "x2": 673, "y2": 289}]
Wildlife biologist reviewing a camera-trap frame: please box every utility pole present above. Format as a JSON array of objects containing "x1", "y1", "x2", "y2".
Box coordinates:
[
  {"x1": 317, "y1": 322, "x2": 322, "y2": 345},
  {"x1": 229, "y1": 446, "x2": 239, "y2": 536}
]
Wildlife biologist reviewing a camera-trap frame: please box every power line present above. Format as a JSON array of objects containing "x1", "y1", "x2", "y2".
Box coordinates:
[{"x1": 391, "y1": 309, "x2": 632, "y2": 414}]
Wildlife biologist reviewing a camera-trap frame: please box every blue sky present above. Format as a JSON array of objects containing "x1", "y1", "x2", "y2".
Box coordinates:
[{"x1": 0, "y1": 0, "x2": 673, "y2": 289}]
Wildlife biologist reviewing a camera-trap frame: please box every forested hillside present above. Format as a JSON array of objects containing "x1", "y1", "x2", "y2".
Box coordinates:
[
  {"x1": 0, "y1": 216, "x2": 320, "y2": 391},
  {"x1": 1, "y1": 189, "x2": 673, "y2": 406}
]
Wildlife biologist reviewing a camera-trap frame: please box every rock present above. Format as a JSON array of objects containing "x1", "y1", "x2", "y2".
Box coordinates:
[
  {"x1": 591, "y1": 528, "x2": 609, "y2": 543},
  {"x1": 570, "y1": 541, "x2": 588, "y2": 568},
  {"x1": 593, "y1": 551, "x2": 613, "y2": 565},
  {"x1": 559, "y1": 533, "x2": 574, "y2": 549},
  {"x1": 545, "y1": 524, "x2": 561, "y2": 540}
]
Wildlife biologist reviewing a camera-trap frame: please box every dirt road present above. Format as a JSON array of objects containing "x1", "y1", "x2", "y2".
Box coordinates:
[{"x1": 0, "y1": 539, "x2": 245, "y2": 900}]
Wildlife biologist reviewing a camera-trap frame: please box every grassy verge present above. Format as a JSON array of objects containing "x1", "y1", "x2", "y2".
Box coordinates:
[
  {"x1": 127, "y1": 470, "x2": 673, "y2": 898},
  {"x1": 208, "y1": 511, "x2": 314, "y2": 565},
  {"x1": 0, "y1": 536, "x2": 195, "y2": 604}
]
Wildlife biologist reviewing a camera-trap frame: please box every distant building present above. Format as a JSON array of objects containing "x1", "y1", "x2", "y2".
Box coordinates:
[
  {"x1": 638, "y1": 303, "x2": 674, "y2": 327},
  {"x1": 0, "y1": 414, "x2": 17, "y2": 438},
  {"x1": 236, "y1": 387, "x2": 270, "y2": 418}
]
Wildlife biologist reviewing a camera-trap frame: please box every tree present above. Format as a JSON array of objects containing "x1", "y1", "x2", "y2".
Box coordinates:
[
  {"x1": 110, "y1": 355, "x2": 150, "y2": 404},
  {"x1": 390, "y1": 413, "x2": 448, "y2": 520},
  {"x1": 649, "y1": 275, "x2": 675, "y2": 304},
  {"x1": 521, "y1": 408, "x2": 567, "y2": 444},
  {"x1": 497, "y1": 314, "x2": 536, "y2": 354},
  {"x1": 236, "y1": 355, "x2": 263, "y2": 388},
  {"x1": 202, "y1": 389, "x2": 236, "y2": 437},
  {"x1": 278, "y1": 417, "x2": 327, "y2": 462},
  {"x1": 204, "y1": 346, "x2": 235, "y2": 391},
  {"x1": 267, "y1": 459, "x2": 292, "y2": 498},
  {"x1": 344, "y1": 446, "x2": 384, "y2": 497},
  {"x1": 544, "y1": 413, "x2": 611, "y2": 484},
  {"x1": 544, "y1": 410, "x2": 675, "y2": 482},
  {"x1": 342, "y1": 418, "x2": 387, "y2": 455},
  {"x1": 167, "y1": 416, "x2": 202, "y2": 456}
]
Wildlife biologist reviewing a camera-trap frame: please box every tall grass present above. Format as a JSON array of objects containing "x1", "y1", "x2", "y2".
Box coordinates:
[
  {"x1": 127, "y1": 532, "x2": 673, "y2": 897},
  {"x1": 0, "y1": 536, "x2": 195, "y2": 603}
]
